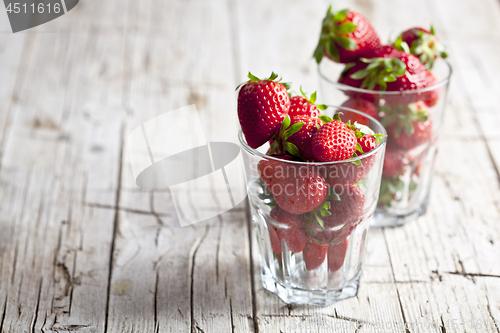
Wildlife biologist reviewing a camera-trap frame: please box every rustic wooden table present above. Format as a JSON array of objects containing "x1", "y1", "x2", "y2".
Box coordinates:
[{"x1": 0, "y1": 0, "x2": 499, "y2": 332}]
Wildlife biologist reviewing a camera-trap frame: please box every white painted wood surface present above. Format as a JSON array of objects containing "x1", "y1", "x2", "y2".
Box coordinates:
[{"x1": 0, "y1": 0, "x2": 499, "y2": 332}]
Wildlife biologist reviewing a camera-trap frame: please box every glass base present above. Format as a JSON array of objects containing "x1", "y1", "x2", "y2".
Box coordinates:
[
  {"x1": 260, "y1": 265, "x2": 361, "y2": 306},
  {"x1": 372, "y1": 199, "x2": 429, "y2": 227}
]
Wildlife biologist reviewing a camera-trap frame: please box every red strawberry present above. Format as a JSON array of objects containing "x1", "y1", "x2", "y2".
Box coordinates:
[
  {"x1": 304, "y1": 185, "x2": 364, "y2": 246},
  {"x1": 267, "y1": 222, "x2": 282, "y2": 254},
  {"x1": 394, "y1": 26, "x2": 448, "y2": 70},
  {"x1": 324, "y1": 185, "x2": 365, "y2": 228},
  {"x1": 393, "y1": 116, "x2": 432, "y2": 149},
  {"x1": 340, "y1": 98, "x2": 378, "y2": 125},
  {"x1": 381, "y1": 101, "x2": 432, "y2": 150},
  {"x1": 289, "y1": 96, "x2": 321, "y2": 118},
  {"x1": 303, "y1": 241, "x2": 328, "y2": 270},
  {"x1": 328, "y1": 239, "x2": 348, "y2": 272},
  {"x1": 257, "y1": 161, "x2": 328, "y2": 214},
  {"x1": 422, "y1": 70, "x2": 439, "y2": 107},
  {"x1": 286, "y1": 116, "x2": 322, "y2": 161},
  {"x1": 356, "y1": 134, "x2": 378, "y2": 156},
  {"x1": 311, "y1": 114, "x2": 357, "y2": 162},
  {"x1": 323, "y1": 126, "x2": 381, "y2": 186},
  {"x1": 270, "y1": 206, "x2": 308, "y2": 253},
  {"x1": 237, "y1": 72, "x2": 290, "y2": 149},
  {"x1": 314, "y1": 7, "x2": 380, "y2": 64},
  {"x1": 382, "y1": 147, "x2": 406, "y2": 178},
  {"x1": 339, "y1": 49, "x2": 427, "y2": 105}
]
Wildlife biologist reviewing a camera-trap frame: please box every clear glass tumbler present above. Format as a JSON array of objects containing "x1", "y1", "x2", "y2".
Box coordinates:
[
  {"x1": 318, "y1": 59, "x2": 452, "y2": 227},
  {"x1": 239, "y1": 107, "x2": 387, "y2": 306}
]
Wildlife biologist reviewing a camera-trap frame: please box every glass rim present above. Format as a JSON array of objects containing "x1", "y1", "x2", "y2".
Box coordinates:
[
  {"x1": 238, "y1": 106, "x2": 387, "y2": 166},
  {"x1": 317, "y1": 58, "x2": 452, "y2": 95}
]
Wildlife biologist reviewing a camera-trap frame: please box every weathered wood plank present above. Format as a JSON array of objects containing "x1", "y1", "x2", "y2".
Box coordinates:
[
  {"x1": 0, "y1": 0, "x2": 500, "y2": 331},
  {"x1": 104, "y1": 0, "x2": 255, "y2": 332}
]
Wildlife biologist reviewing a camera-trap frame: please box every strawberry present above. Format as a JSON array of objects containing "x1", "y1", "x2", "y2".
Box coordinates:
[
  {"x1": 322, "y1": 123, "x2": 382, "y2": 186},
  {"x1": 328, "y1": 239, "x2": 348, "y2": 272},
  {"x1": 257, "y1": 161, "x2": 328, "y2": 214},
  {"x1": 356, "y1": 133, "x2": 378, "y2": 155},
  {"x1": 422, "y1": 70, "x2": 439, "y2": 107},
  {"x1": 382, "y1": 147, "x2": 406, "y2": 178},
  {"x1": 311, "y1": 114, "x2": 357, "y2": 162},
  {"x1": 270, "y1": 206, "x2": 308, "y2": 253},
  {"x1": 237, "y1": 72, "x2": 290, "y2": 149},
  {"x1": 304, "y1": 185, "x2": 364, "y2": 246},
  {"x1": 269, "y1": 89, "x2": 327, "y2": 160},
  {"x1": 313, "y1": 7, "x2": 380, "y2": 64},
  {"x1": 381, "y1": 101, "x2": 432, "y2": 149},
  {"x1": 394, "y1": 26, "x2": 448, "y2": 70},
  {"x1": 393, "y1": 116, "x2": 432, "y2": 149},
  {"x1": 289, "y1": 96, "x2": 321, "y2": 118},
  {"x1": 324, "y1": 185, "x2": 365, "y2": 228},
  {"x1": 339, "y1": 48, "x2": 427, "y2": 104},
  {"x1": 288, "y1": 89, "x2": 326, "y2": 119},
  {"x1": 340, "y1": 98, "x2": 378, "y2": 125},
  {"x1": 286, "y1": 116, "x2": 322, "y2": 161},
  {"x1": 267, "y1": 222, "x2": 282, "y2": 254},
  {"x1": 303, "y1": 241, "x2": 328, "y2": 270}
]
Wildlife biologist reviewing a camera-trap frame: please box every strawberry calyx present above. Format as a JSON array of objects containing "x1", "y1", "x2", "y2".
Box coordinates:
[
  {"x1": 313, "y1": 7, "x2": 358, "y2": 63},
  {"x1": 304, "y1": 185, "x2": 345, "y2": 230},
  {"x1": 394, "y1": 26, "x2": 448, "y2": 70},
  {"x1": 269, "y1": 115, "x2": 304, "y2": 158},
  {"x1": 380, "y1": 103, "x2": 428, "y2": 137},
  {"x1": 297, "y1": 86, "x2": 327, "y2": 111},
  {"x1": 236, "y1": 71, "x2": 291, "y2": 90},
  {"x1": 305, "y1": 200, "x2": 334, "y2": 229},
  {"x1": 349, "y1": 57, "x2": 407, "y2": 91},
  {"x1": 378, "y1": 176, "x2": 417, "y2": 207}
]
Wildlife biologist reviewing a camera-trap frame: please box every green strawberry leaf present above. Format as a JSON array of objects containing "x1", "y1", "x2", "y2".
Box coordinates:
[
  {"x1": 283, "y1": 122, "x2": 304, "y2": 139},
  {"x1": 351, "y1": 153, "x2": 362, "y2": 166},
  {"x1": 332, "y1": 113, "x2": 342, "y2": 121},
  {"x1": 355, "y1": 178, "x2": 366, "y2": 187},
  {"x1": 285, "y1": 142, "x2": 300, "y2": 157},
  {"x1": 356, "y1": 142, "x2": 364, "y2": 154},
  {"x1": 319, "y1": 207, "x2": 331, "y2": 217},
  {"x1": 394, "y1": 36, "x2": 410, "y2": 53},
  {"x1": 373, "y1": 133, "x2": 387, "y2": 145},
  {"x1": 350, "y1": 69, "x2": 370, "y2": 79},
  {"x1": 326, "y1": 40, "x2": 340, "y2": 62},
  {"x1": 333, "y1": 8, "x2": 349, "y2": 23},
  {"x1": 430, "y1": 25, "x2": 435, "y2": 35},
  {"x1": 310, "y1": 91, "x2": 317, "y2": 104},
  {"x1": 316, "y1": 104, "x2": 327, "y2": 111},
  {"x1": 268, "y1": 72, "x2": 279, "y2": 81},
  {"x1": 314, "y1": 211, "x2": 325, "y2": 228},
  {"x1": 335, "y1": 21, "x2": 356, "y2": 34},
  {"x1": 322, "y1": 201, "x2": 331, "y2": 210},
  {"x1": 403, "y1": 118, "x2": 414, "y2": 136},
  {"x1": 269, "y1": 142, "x2": 276, "y2": 155},
  {"x1": 281, "y1": 115, "x2": 291, "y2": 133},
  {"x1": 319, "y1": 115, "x2": 333, "y2": 123},
  {"x1": 248, "y1": 72, "x2": 261, "y2": 81},
  {"x1": 313, "y1": 42, "x2": 325, "y2": 63},
  {"x1": 330, "y1": 191, "x2": 341, "y2": 201}
]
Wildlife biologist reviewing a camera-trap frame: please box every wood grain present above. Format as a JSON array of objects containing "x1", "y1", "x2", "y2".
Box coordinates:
[{"x1": 0, "y1": 0, "x2": 498, "y2": 332}]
